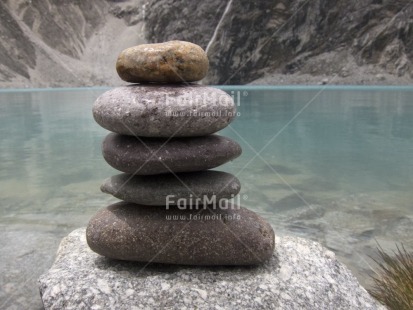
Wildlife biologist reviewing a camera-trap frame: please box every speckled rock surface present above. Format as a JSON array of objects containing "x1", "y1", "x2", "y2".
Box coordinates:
[
  {"x1": 86, "y1": 202, "x2": 274, "y2": 265},
  {"x1": 116, "y1": 41, "x2": 209, "y2": 83},
  {"x1": 39, "y1": 228, "x2": 385, "y2": 310},
  {"x1": 102, "y1": 133, "x2": 242, "y2": 174},
  {"x1": 93, "y1": 85, "x2": 236, "y2": 137},
  {"x1": 101, "y1": 171, "x2": 241, "y2": 206}
]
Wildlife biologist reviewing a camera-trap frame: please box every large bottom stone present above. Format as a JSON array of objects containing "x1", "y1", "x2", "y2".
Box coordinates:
[
  {"x1": 39, "y1": 228, "x2": 385, "y2": 310},
  {"x1": 100, "y1": 171, "x2": 241, "y2": 206},
  {"x1": 86, "y1": 202, "x2": 274, "y2": 265}
]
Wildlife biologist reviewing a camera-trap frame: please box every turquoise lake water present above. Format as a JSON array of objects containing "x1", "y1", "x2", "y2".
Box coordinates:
[{"x1": 1, "y1": 86, "x2": 413, "y2": 309}]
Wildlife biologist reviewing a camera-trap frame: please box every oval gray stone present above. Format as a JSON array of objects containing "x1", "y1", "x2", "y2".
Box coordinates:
[
  {"x1": 102, "y1": 133, "x2": 242, "y2": 175},
  {"x1": 101, "y1": 171, "x2": 241, "y2": 206},
  {"x1": 92, "y1": 85, "x2": 236, "y2": 137},
  {"x1": 86, "y1": 202, "x2": 275, "y2": 265},
  {"x1": 116, "y1": 41, "x2": 209, "y2": 83}
]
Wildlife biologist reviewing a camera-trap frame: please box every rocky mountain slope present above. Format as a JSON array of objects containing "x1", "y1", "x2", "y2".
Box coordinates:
[
  {"x1": 0, "y1": 0, "x2": 412, "y2": 87},
  {"x1": 0, "y1": 0, "x2": 145, "y2": 88}
]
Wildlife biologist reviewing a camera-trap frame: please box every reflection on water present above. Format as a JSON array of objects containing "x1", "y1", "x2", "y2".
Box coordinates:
[{"x1": 1, "y1": 87, "x2": 413, "y2": 308}]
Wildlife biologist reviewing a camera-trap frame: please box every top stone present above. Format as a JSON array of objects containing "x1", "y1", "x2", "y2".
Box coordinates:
[{"x1": 116, "y1": 41, "x2": 209, "y2": 83}]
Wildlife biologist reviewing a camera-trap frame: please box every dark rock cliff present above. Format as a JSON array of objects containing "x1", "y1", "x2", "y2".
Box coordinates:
[
  {"x1": 0, "y1": 0, "x2": 412, "y2": 87},
  {"x1": 144, "y1": 0, "x2": 413, "y2": 84}
]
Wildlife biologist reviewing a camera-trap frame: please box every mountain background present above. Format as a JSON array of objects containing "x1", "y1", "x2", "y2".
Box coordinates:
[{"x1": 0, "y1": 0, "x2": 412, "y2": 88}]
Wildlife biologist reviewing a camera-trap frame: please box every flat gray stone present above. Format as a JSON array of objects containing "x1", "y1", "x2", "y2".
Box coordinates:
[
  {"x1": 39, "y1": 228, "x2": 385, "y2": 310},
  {"x1": 92, "y1": 85, "x2": 236, "y2": 137},
  {"x1": 86, "y1": 202, "x2": 275, "y2": 265},
  {"x1": 116, "y1": 41, "x2": 209, "y2": 83},
  {"x1": 102, "y1": 133, "x2": 242, "y2": 175},
  {"x1": 101, "y1": 171, "x2": 241, "y2": 206}
]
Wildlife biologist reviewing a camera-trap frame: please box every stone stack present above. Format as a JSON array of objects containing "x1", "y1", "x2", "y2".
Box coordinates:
[{"x1": 87, "y1": 41, "x2": 275, "y2": 265}]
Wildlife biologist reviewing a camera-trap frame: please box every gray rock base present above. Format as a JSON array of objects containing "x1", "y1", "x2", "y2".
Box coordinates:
[{"x1": 38, "y1": 228, "x2": 385, "y2": 310}]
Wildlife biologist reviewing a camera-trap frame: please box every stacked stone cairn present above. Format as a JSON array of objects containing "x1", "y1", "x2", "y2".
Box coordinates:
[{"x1": 87, "y1": 41, "x2": 275, "y2": 265}]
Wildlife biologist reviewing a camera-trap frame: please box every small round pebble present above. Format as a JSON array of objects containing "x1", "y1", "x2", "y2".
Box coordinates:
[{"x1": 116, "y1": 41, "x2": 209, "y2": 83}]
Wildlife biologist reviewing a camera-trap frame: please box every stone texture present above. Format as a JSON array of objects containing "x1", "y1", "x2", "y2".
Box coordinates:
[
  {"x1": 101, "y1": 171, "x2": 241, "y2": 206},
  {"x1": 93, "y1": 85, "x2": 236, "y2": 137},
  {"x1": 102, "y1": 133, "x2": 242, "y2": 174},
  {"x1": 86, "y1": 202, "x2": 274, "y2": 265},
  {"x1": 116, "y1": 41, "x2": 209, "y2": 83},
  {"x1": 39, "y1": 228, "x2": 386, "y2": 310}
]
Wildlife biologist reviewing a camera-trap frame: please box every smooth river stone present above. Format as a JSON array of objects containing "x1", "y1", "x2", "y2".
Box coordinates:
[
  {"x1": 101, "y1": 171, "x2": 241, "y2": 206},
  {"x1": 116, "y1": 41, "x2": 209, "y2": 83},
  {"x1": 92, "y1": 85, "x2": 236, "y2": 137},
  {"x1": 102, "y1": 133, "x2": 242, "y2": 175},
  {"x1": 86, "y1": 202, "x2": 275, "y2": 265}
]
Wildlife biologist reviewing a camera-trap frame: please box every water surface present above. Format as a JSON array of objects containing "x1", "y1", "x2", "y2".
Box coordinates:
[{"x1": 1, "y1": 86, "x2": 413, "y2": 309}]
